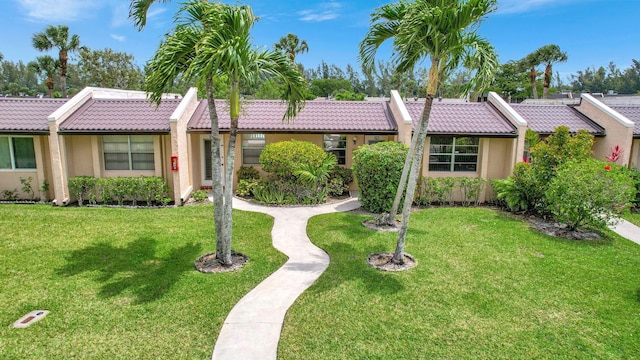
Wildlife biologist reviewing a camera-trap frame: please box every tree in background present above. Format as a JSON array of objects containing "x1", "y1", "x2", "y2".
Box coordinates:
[
  {"x1": 519, "y1": 50, "x2": 541, "y2": 99},
  {"x1": 77, "y1": 48, "x2": 144, "y2": 90},
  {"x1": 28, "y1": 55, "x2": 58, "y2": 98},
  {"x1": 143, "y1": 1, "x2": 305, "y2": 267},
  {"x1": 360, "y1": 0, "x2": 498, "y2": 265},
  {"x1": 32, "y1": 25, "x2": 81, "y2": 98},
  {"x1": 535, "y1": 44, "x2": 567, "y2": 99},
  {"x1": 274, "y1": 33, "x2": 309, "y2": 62}
]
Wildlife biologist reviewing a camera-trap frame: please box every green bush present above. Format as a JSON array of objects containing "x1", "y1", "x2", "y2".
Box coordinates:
[
  {"x1": 236, "y1": 179, "x2": 260, "y2": 197},
  {"x1": 352, "y1": 141, "x2": 408, "y2": 213},
  {"x1": 458, "y1": 177, "x2": 487, "y2": 206},
  {"x1": 2, "y1": 189, "x2": 18, "y2": 201},
  {"x1": 68, "y1": 176, "x2": 97, "y2": 206},
  {"x1": 260, "y1": 140, "x2": 326, "y2": 179},
  {"x1": 546, "y1": 158, "x2": 635, "y2": 230},
  {"x1": 237, "y1": 166, "x2": 260, "y2": 181},
  {"x1": 493, "y1": 162, "x2": 541, "y2": 213},
  {"x1": 191, "y1": 190, "x2": 209, "y2": 202},
  {"x1": 625, "y1": 167, "x2": 640, "y2": 211},
  {"x1": 326, "y1": 166, "x2": 353, "y2": 196},
  {"x1": 67, "y1": 176, "x2": 170, "y2": 207}
]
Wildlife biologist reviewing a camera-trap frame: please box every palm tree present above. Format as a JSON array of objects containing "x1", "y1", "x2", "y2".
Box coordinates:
[
  {"x1": 359, "y1": 0, "x2": 498, "y2": 265},
  {"x1": 129, "y1": 0, "x2": 171, "y2": 30},
  {"x1": 32, "y1": 25, "x2": 81, "y2": 98},
  {"x1": 29, "y1": 55, "x2": 59, "y2": 98},
  {"x1": 274, "y1": 33, "x2": 309, "y2": 62},
  {"x1": 535, "y1": 44, "x2": 567, "y2": 99},
  {"x1": 519, "y1": 51, "x2": 541, "y2": 99},
  {"x1": 145, "y1": 0, "x2": 305, "y2": 266}
]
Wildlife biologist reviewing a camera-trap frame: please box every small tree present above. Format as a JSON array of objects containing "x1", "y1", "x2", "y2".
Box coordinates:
[{"x1": 546, "y1": 158, "x2": 635, "y2": 230}]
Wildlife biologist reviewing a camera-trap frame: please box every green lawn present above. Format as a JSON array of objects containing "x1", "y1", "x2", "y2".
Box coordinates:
[
  {"x1": 0, "y1": 204, "x2": 285, "y2": 359},
  {"x1": 279, "y1": 208, "x2": 640, "y2": 359},
  {"x1": 626, "y1": 212, "x2": 640, "y2": 227}
]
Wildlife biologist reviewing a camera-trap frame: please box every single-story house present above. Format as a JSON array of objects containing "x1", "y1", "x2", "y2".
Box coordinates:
[{"x1": 0, "y1": 87, "x2": 638, "y2": 205}]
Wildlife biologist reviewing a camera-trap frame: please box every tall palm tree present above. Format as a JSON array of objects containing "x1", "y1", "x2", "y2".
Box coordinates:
[
  {"x1": 520, "y1": 51, "x2": 541, "y2": 99},
  {"x1": 359, "y1": 0, "x2": 498, "y2": 265},
  {"x1": 145, "y1": 0, "x2": 305, "y2": 266},
  {"x1": 32, "y1": 25, "x2": 81, "y2": 98},
  {"x1": 29, "y1": 55, "x2": 59, "y2": 98},
  {"x1": 274, "y1": 33, "x2": 309, "y2": 62},
  {"x1": 535, "y1": 44, "x2": 567, "y2": 99},
  {"x1": 129, "y1": 0, "x2": 171, "y2": 30}
]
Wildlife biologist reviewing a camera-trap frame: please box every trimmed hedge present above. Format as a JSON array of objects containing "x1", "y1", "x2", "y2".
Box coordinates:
[
  {"x1": 352, "y1": 141, "x2": 408, "y2": 213},
  {"x1": 67, "y1": 176, "x2": 171, "y2": 206},
  {"x1": 259, "y1": 140, "x2": 326, "y2": 179}
]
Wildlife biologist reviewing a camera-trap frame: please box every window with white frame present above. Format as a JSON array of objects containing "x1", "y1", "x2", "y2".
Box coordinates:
[
  {"x1": 0, "y1": 136, "x2": 36, "y2": 170},
  {"x1": 428, "y1": 136, "x2": 479, "y2": 172},
  {"x1": 103, "y1": 135, "x2": 154, "y2": 171},
  {"x1": 242, "y1": 133, "x2": 265, "y2": 164},
  {"x1": 323, "y1": 134, "x2": 347, "y2": 165}
]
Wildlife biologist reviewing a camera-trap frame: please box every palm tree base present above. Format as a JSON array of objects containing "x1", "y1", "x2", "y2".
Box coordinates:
[
  {"x1": 366, "y1": 252, "x2": 416, "y2": 272},
  {"x1": 195, "y1": 250, "x2": 248, "y2": 273}
]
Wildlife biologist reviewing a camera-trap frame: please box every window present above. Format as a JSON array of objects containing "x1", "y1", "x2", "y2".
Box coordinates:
[
  {"x1": 0, "y1": 136, "x2": 36, "y2": 170},
  {"x1": 242, "y1": 134, "x2": 265, "y2": 164},
  {"x1": 324, "y1": 134, "x2": 347, "y2": 165},
  {"x1": 103, "y1": 135, "x2": 154, "y2": 171},
  {"x1": 428, "y1": 136, "x2": 479, "y2": 172}
]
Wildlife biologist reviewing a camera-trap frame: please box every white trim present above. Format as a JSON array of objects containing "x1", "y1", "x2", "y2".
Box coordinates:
[
  {"x1": 580, "y1": 93, "x2": 635, "y2": 128},
  {"x1": 170, "y1": 87, "x2": 198, "y2": 123},
  {"x1": 488, "y1": 92, "x2": 527, "y2": 126},
  {"x1": 48, "y1": 87, "x2": 93, "y2": 124},
  {"x1": 390, "y1": 90, "x2": 412, "y2": 124}
]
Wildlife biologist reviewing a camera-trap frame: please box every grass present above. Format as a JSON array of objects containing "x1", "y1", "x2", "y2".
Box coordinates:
[
  {"x1": 0, "y1": 204, "x2": 285, "y2": 359},
  {"x1": 279, "y1": 207, "x2": 640, "y2": 359},
  {"x1": 625, "y1": 211, "x2": 640, "y2": 227}
]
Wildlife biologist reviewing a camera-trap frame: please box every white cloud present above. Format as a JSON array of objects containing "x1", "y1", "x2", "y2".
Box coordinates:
[
  {"x1": 496, "y1": 0, "x2": 582, "y2": 14},
  {"x1": 15, "y1": 0, "x2": 99, "y2": 22},
  {"x1": 111, "y1": 3, "x2": 130, "y2": 28},
  {"x1": 298, "y1": 1, "x2": 342, "y2": 22},
  {"x1": 110, "y1": 34, "x2": 126, "y2": 42}
]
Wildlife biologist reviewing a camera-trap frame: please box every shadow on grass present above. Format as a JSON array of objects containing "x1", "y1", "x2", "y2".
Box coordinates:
[
  {"x1": 315, "y1": 241, "x2": 405, "y2": 296},
  {"x1": 57, "y1": 237, "x2": 201, "y2": 304}
]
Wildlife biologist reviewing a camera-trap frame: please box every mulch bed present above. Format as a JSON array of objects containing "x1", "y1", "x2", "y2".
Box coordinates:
[
  {"x1": 367, "y1": 252, "x2": 417, "y2": 271},
  {"x1": 195, "y1": 251, "x2": 248, "y2": 273}
]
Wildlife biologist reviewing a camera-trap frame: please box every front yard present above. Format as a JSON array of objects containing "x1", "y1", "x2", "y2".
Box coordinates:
[
  {"x1": 0, "y1": 204, "x2": 285, "y2": 359},
  {"x1": 279, "y1": 208, "x2": 640, "y2": 359}
]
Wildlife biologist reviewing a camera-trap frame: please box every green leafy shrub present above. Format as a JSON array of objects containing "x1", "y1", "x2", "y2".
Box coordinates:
[
  {"x1": 68, "y1": 176, "x2": 97, "y2": 206},
  {"x1": 96, "y1": 178, "x2": 113, "y2": 204},
  {"x1": 546, "y1": 158, "x2": 635, "y2": 230},
  {"x1": 326, "y1": 166, "x2": 353, "y2": 196},
  {"x1": 493, "y1": 162, "x2": 540, "y2": 213},
  {"x1": 353, "y1": 141, "x2": 408, "y2": 213},
  {"x1": 191, "y1": 190, "x2": 209, "y2": 202},
  {"x1": 260, "y1": 140, "x2": 326, "y2": 179},
  {"x1": 625, "y1": 167, "x2": 640, "y2": 211},
  {"x1": 20, "y1": 176, "x2": 36, "y2": 200},
  {"x1": 2, "y1": 189, "x2": 18, "y2": 201},
  {"x1": 237, "y1": 166, "x2": 260, "y2": 181},
  {"x1": 236, "y1": 179, "x2": 260, "y2": 197},
  {"x1": 458, "y1": 177, "x2": 486, "y2": 206},
  {"x1": 140, "y1": 176, "x2": 169, "y2": 206}
]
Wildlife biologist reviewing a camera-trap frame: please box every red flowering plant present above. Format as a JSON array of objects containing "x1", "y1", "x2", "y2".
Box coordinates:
[{"x1": 605, "y1": 145, "x2": 623, "y2": 163}]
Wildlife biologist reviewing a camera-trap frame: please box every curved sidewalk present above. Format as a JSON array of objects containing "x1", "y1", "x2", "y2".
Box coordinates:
[
  {"x1": 609, "y1": 219, "x2": 640, "y2": 245},
  {"x1": 212, "y1": 197, "x2": 361, "y2": 360}
]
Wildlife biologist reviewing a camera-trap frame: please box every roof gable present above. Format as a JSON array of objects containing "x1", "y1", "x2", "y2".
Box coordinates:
[
  {"x1": 59, "y1": 98, "x2": 182, "y2": 133},
  {"x1": 188, "y1": 100, "x2": 397, "y2": 133},
  {"x1": 0, "y1": 98, "x2": 68, "y2": 133},
  {"x1": 511, "y1": 104, "x2": 604, "y2": 135},
  {"x1": 405, "y1": 101, "x2": 517, "y2": 135}
]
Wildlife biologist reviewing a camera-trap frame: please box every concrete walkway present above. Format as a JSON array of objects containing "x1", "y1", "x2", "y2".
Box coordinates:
[
  {"x1": 609, "y1": 219, "x2": 640, "y2": 245},
  {"x1": 211, "y1": 197, "x2": 361, "y2": 360}
]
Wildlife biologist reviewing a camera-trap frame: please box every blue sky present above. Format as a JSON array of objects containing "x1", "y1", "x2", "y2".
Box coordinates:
[{"x1": 1, "y1": 0, "x2": 639, "y2": 82}]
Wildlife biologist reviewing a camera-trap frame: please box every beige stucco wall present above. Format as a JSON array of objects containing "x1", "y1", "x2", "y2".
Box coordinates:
[
  {"x1": 576, "y1": 94, "x2": 635, "y2": 166},
  {"x1": 631, "y1": 139, "x2": 640, "y2": 170},
  {"x1": 0, "y1": 135, "x2": 54, "y2": 200}
]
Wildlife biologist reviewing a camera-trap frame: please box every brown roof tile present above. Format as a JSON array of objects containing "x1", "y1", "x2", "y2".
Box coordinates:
[
  {"x1": 511, "y1": 104, "x2": 604, "y2": 135},
  {"x1": 0, "y1": 98, "x2": 68, "y2": 133},
  {"x1": 60, "y1": 98, "x2": 182, "y2": 133},
  {"x1": 405, "y1": 102, "x2": 516, "y2": 135},
  {"x1": 188, "y1": 100, "x2": 397, "y2": 133},
  {"x1": 609, "y1": 105, "x2": 640, "y2": 136}
]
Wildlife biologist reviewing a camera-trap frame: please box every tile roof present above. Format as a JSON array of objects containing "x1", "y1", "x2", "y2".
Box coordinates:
[
  {"x1": 404, "y1": 101, "x2": 517, "y2": 135},
  {"x1": 0, "y1": 98, "x2": 68, "y2": 133},
  {"x1": 188, "y1": 100, "x2": 397, "y2": 133},
  {"x1": 511, "y1": 104, "x2": 604, "y2": 135},
  {"x1": 60, "y1": 98, "x2": 182, "y2": 133},
  {"x1": 608, "y1": 105, "x2": 640, "y2": 136}
]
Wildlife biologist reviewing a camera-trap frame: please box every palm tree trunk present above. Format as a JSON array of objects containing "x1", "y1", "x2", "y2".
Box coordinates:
[
  {"x1": 529, "y1": 68, "x2": 538, "y2": 99},
  {"x1": 392, "y1": 60, "x2": 439, "y2": 265},
  {"x1": 206, "y1": 76, "x2": 229, "y2": 265},
  {"x1": 59, "y1": 50, "x2": 68, "y2": 97},
  {"x1": 46, "y1": 77, "x2": 54, "y2": 98},
  {"x1": 543, "y1": 64, "x2": 552, "y2": 99}
]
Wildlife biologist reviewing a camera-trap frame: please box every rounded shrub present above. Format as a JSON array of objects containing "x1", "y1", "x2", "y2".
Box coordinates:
[
  {"x1": 546, "y1": 158, "x2": 635, "y2": 231},
  {"x1": 260, "y1": 140, "x2": 326, "y2": 179},
  {"x1": 352, "y1": 141, "x2": 408, "y2": 213}
]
